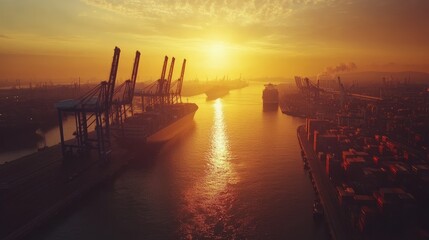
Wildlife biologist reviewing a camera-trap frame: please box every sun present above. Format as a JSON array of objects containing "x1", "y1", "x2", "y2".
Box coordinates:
[
  {"x1": 207, "y1": 41, "x2": 228, "y2": 69},
  {"x1": 209, "y1": 42, "x2": 226, "y2": 59}
]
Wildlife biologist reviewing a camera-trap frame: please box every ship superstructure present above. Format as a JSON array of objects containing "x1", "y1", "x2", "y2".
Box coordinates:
[{"x1": 262, "y1": 83, "x2": 279, "y2": 110}]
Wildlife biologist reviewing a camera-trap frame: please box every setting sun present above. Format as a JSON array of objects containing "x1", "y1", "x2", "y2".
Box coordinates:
[
  {"x1": 209, "y1": 42, "x2": 226, "y2": 60},
  {"x1": 1, "y1": 0, "x2": 429, "y2": 80},
  {"x1": 207, "y1": 41, "x2": 228, "y2": 70}
]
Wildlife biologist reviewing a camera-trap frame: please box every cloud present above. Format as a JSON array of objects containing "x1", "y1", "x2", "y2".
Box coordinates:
[
  {"x1": 77, "y1": 0, "x2": 340, "y2": 54},
  {"x1": 80, "y1": 0, "x2": 329, "y2": 27},
  {"x1": 0, "y1": 34, "x2": 10, "y2": 39}
]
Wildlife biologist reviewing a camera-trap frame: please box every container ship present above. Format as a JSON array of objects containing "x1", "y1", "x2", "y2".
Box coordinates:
[
  {"x1": 205, "y1": 86, "x2": 229, "y2": 101},
  {"x1": 112, "y1": 56, "x2": 198, "y2": 148},
  {"x1": 54, "y1": 48, "x2": 198, "y2": 161},
  {"x1": 262, "y1": 83, "x2": 279, "y2": 110},
  {"x1": 114, "y1": 103, "x2": 197, "y2": 146}
]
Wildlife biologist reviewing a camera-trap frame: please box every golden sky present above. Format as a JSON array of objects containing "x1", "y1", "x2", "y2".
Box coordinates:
[{"x1": 1, "y1": 0, "x2": 429, "y2": 82}]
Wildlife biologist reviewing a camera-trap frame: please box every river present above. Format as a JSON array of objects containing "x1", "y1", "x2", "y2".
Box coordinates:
[{"x1": 25, "y1": 83, "x2": 329, "y2": 239}]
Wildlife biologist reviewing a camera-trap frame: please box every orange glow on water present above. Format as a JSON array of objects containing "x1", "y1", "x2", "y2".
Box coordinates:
[
  {"x1": 180, "y1": 98, "x2": 239, "y2": 237},
  {"x1": 210, "y1": 98, "x2": 229, "y2": 166},
  {"x1": 205, "y1": 98, "x2": 238, "y2": 198}
]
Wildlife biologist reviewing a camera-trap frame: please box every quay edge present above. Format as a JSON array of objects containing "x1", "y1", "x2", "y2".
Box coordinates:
[{"x1": 297, "y1": 125, "x2": 351, "y2": 240}]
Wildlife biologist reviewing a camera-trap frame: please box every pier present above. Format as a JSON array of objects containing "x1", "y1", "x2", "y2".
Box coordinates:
[{"x1": 297, "y1": 125, "x2": 350, "y2": 240}]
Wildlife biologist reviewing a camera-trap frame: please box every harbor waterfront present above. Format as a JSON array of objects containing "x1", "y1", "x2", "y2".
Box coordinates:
[
  {"x1": 297, "y1": 125, "x2": 349, "y2": 240},
  {"x1": 22, "y1": 83, "x2": 330, "y2": 240},
  {"x1": 2, "y1": 1, "x2": 429, "y2": 239}
]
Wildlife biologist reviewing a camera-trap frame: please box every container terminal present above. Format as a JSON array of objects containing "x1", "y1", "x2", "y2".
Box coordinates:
[
  {"x1": 0, "y1": 47, "x2": 197, "y2": 239},
  {"x1": 291, "y1": 75, "x2": 429, "y2": 239},
  {"x1": 1, "y1": 56, "x2": 428, "y2": 239}
]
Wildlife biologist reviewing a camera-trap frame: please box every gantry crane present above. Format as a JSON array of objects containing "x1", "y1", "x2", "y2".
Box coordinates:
[
  {"x1": 139, "y1": 56, "x2": 186, "y2": 110},
  {"x1": 174, "y1": 59, "x2": 187, "y2": 103},
  {"x1": 165, "y1": 57, "x2": 175, "y2": 104},
  {"x1": 56, "y1": 47, "x2": 121, "y2": 162},
  {"x1": 112, "y1": 51, "x2": 141, "y2": 126},
  {"x1": 156, "y1": 56, "x2": 169, "y2": 105}
]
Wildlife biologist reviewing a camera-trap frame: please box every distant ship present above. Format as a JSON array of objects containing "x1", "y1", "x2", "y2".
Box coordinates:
[
  {"x1": 205, "y1": 86, "x2": 229, "y2": 100},
  {"x1": 262, "y1": 83, "x2": 279, "y2": 110},
  {"x1": 227, "y1": 79, "x2": 249, "y2": 90}
]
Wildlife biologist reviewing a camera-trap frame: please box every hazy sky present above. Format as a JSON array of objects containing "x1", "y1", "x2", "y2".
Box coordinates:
[{"x1": 1, "y1": 0, "x2": 429, "y2": 82}]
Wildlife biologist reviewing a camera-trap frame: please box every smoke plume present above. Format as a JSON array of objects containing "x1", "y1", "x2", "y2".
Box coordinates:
[{"x1": 324, "y1": 62, "x2": 357, "y2": 75}]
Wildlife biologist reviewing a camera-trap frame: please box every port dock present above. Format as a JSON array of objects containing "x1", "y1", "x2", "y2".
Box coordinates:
[
  {"x1": 0, "y1": 142, "x2": 130, "y2": 240},
  {"x1": 0, "y1": 47, "x2": 197, "y2": 240},
  {"x1": 297, "y1": 125, "x2": 349, "y2": 240}
]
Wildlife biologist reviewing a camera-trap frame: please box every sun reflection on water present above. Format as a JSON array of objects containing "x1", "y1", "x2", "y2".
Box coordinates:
[
  {"x1": 210, "y1": 98, "x2": 230, "y2": 173},
  {"x1": 180, "y1": 98, "x2": 241, "y2": 238}
]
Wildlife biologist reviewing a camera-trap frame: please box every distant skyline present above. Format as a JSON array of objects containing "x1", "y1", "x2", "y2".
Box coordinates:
[{"x1": 1, "y1": 0, "x2": 429, "y2": 82}]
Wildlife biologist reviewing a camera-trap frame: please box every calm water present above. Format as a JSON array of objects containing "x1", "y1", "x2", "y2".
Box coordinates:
[{"x1": 32, "y1": 83, "x2": 329, "y2": 239}]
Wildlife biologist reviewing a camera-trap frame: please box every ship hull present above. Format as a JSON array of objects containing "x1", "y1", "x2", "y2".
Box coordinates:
[
  {"x1": 205, "y1": 86, "x2": 229, "y2": 101},
  {"x1": 113, "y1": 103, "x2": 198, "y2": 149},
  {"x1": 146, "y1": 110, "x2": 196, "y2": 143},
  {"x1": 263, "y1": 102, "x2": 278, "y2": 111}
]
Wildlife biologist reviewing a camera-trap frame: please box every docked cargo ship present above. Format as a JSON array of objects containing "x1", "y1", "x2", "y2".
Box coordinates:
[
  {"x1": 262, "y1": 83, "x2": 279, "y2": 110},
  {"x1": 114, "y1": 103, "x2": 198, "y2": 146},
  {"x1": 54, "y1": 49, "x2": 199, "y2": 160},
  {"x1": 113, "y1": 56, "x2": 198, "y2": 148},
  {"x1": 205, "y1": 86, "x2": 229, "y2": 100}
]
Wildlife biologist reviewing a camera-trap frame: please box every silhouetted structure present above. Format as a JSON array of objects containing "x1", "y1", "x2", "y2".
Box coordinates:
[
  {"x1": 114, "y1": 56, "x2": 198, "y2": 146},
  {"x1": 55, "y1": 47, "x2": 121, "y2": 162},
  {"x1": 112, "y1": 51, "x2": 141, "y2": 128},
  {"x1": 262, "y1": 83, "x2": 279, "y2": 111}
]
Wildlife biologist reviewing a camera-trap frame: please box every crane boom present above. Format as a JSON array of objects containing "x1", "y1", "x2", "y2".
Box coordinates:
[
  {"x1": 157, "y1": 56, "x2": 168, "y2": 94},
  {"x1": 166, "y1": 57, "x2": 175, "y2": 95},
  {"x1": 106, "y1": 47, "x2": 121, "y2": 109},
  {"x1": 177, "y1": 59, "x2": 186, "y2": 96},
  {"x1": 131, "y1": 51, "x2": 140, "y2": 97}
]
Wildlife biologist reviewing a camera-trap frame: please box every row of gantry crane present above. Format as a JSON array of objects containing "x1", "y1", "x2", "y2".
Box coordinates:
[
  {"x1": 55, "y1": 46, "x2": 187, "y2": 161},
  {"x1": 294, "y1": 75, "x2": 382, "y2": 111}
]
